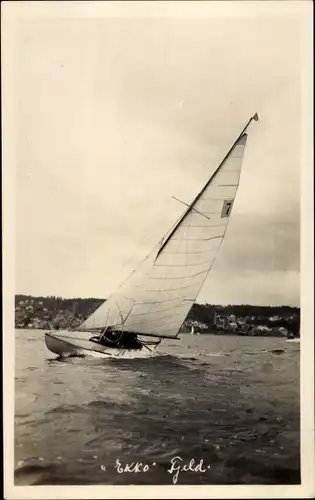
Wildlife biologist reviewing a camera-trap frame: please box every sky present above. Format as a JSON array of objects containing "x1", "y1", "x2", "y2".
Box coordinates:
[{"x1": 9, "y1": 1, "x2": 308, "y2": 305}]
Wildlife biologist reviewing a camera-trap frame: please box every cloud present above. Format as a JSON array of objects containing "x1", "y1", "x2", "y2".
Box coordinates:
[
  {"x1": 199, "y1": 269, "x2": 299, "y2": 306},
  {"x1": 14, "y1": 13, "x2": 301, "y2": 305}
]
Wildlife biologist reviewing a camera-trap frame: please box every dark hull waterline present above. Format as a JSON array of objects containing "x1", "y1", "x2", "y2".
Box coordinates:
[{"x1": 45, "y1": 331, "x2": 148, "y2": 358}]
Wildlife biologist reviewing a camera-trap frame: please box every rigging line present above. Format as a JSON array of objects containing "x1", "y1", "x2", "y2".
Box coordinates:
[
  {"x1": 172, "y1": 196, "x2": 211, "y2": 220},
  {"x1": 156, "y1": 114, "x2": 257, "y2": 260},
  {"x1": 116, "y1": 301, "x2": 126, "y2": 338},
  {"x1": 142, "y1": 343, "x2": 154, "y2": 353},
  {"x1": 103, "y1": 307, "x2": 110, "y2": 331},
  {"x1": 116, "y1": 296, "x2": 135, "y2": 328}
]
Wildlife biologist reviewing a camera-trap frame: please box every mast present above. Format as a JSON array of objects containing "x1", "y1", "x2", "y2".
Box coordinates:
[{"x1": 156, "y1": 113, "x2": 259, "y2": 259}]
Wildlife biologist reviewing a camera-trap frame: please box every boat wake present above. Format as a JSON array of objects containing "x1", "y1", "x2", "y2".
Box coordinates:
[
  {"x1": 53, "y1": 347, "x2": 159, "y2": 361},
  {"x1": 176, "y1": 351, "x2": 224, "y2": 360}
]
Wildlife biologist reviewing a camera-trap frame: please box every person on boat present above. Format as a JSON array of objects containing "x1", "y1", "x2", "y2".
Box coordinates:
[
  {"x1": 90, "y1": 328, "x2": 143, "y2": 350},
  {"x1": 93, "y1": 328, "x2": 122, "y2": 346}
]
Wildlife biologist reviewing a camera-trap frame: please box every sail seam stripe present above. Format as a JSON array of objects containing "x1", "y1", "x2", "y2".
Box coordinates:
[
  {"x1": 120, "y1": 295, "x2": 135, "y2": 302},
  {"x1": 148, "y1": 268, "x2": 209, "y2": 280},
  {"x1": 136, "y1": 282, "x2": 199, "y2": 292},
  {"x1": 126, "y1": 310, "x2": 184, "y2": 327},
  {"x1": 130, "y1": 327, "x2": 177, "y2": 335},
  {"x1": 181, "y1": 224, "x2": 226, "y2": 229},
  {"x1": 154, "y1": 258, "x2": 214, "y2": 268},
  {"x1": 108, "y1": 323, "x2": 179, "y2": 334},
  {"x1": 199, "y1": 197, "x2": 236, "y2": 201},
  {"x1": 127, "y1": 302, "x2": 188, "y2": 317},
  {"x1": 137, "y1": 296, "x2": 194, "y2": 305},
  {"x1": 180, "y1": 223, "x2": 226, "y2": 227},
  {"x1": 170, "y1": 235, "x2": 223, "y2": 242}
]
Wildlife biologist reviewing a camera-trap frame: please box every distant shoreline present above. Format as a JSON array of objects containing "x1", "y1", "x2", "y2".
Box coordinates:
[
  {"x1": 14, "y1": 293, "x2": 299, "y2": 308},
  {"x1": 15, "y1": 294, "x2": 300, "y2": 338}
]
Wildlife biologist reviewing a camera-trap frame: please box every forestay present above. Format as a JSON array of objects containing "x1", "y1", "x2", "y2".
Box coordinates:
[{"x1": 78, "y1": 123, "x2": 255, "y2": 338}]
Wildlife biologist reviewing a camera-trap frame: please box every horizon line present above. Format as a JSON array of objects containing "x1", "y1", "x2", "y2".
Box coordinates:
[{"x1": 14, "y1": 292, "x2": 300, "y2": 308}]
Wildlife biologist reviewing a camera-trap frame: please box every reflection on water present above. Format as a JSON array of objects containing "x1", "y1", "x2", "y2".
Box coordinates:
[{"x1": 15, "y1": 329, "x2": 300, "y2": 485}]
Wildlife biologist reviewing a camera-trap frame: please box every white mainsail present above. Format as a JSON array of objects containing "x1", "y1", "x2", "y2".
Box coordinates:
[{"x1": 78, "y1": 115, "x2": 258, "y2": 338}]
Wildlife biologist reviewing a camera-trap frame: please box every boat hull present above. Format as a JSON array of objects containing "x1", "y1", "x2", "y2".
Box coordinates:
[
  {"x1": 45, "y1": 331, "x2": 133, "y2": 357},
  {"x1": 45, "y1": 332, "x2": 81, "y2": 356}
]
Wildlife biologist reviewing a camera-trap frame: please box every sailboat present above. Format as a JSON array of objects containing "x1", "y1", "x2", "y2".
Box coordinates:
[
  {"x1": 286, "y1": 337, "x2": 300, "y2": 343},
  {"x1": 45, "y1": 113, "x2": 259, "y2": 358},
  {"x1": 190, "y1": 325, "x2": 200, "y2": 335}
]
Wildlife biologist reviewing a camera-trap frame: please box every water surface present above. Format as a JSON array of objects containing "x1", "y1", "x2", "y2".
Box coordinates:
[{"x1": 15, "y1": 329, "x2": 300, "y2": 485}]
